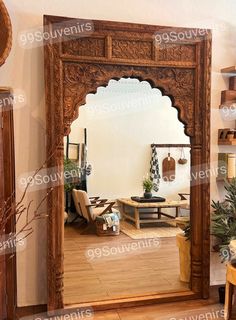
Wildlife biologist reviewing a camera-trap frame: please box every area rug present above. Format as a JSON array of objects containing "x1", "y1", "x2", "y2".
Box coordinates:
[{"x1": 120, "y1": 220, "x2": 182, "y2": 239}]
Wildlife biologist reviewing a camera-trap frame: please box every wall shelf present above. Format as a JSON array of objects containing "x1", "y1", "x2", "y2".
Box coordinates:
[
  {"x1": 218, "y1": 141, "x2": 236, "y2": 145},
  {"x1": 221, "y1": 66, "x2": 236, "y2": 74},
  {"x1": 218, "y1": 128, "x2": 236, "y2": 145}
]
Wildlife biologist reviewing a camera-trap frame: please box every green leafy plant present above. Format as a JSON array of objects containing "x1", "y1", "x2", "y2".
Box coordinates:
[
  {"x1": 142, "y1": 177, "x2": 153, "y2": 192},
  {"x1": 64, "y1": 158, "x2": 80, "y2": 192},
  {"x1": 183, "y1": 224, "x2": 191, "y2": 240},
  {"x1": 211, "y1": 178, "x2": 236, "y2": 261}
]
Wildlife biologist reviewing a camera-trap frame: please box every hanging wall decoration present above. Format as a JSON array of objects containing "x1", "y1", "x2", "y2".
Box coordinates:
[
  {"x1": 0, "y1": 1, "x2": 12, "y2": 67},
  {"x1": 150, "y1": 145, "x2": 161, "y2": 191},
  {"x1": 162, "y1": 151, "x2": 176, "y2": 181},
  {"x1": 178, "y1": 147, "x2": 188, "y2": 165}
]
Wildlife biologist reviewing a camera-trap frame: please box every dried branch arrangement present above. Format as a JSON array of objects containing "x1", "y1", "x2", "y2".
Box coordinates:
[{"x1": 0, "y1": 141, "x2": 61, "y2": 256}]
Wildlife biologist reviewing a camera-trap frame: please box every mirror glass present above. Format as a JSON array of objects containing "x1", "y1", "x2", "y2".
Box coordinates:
[{"x1": 63, "y1": 78, "x2": 191, "y2": 304}]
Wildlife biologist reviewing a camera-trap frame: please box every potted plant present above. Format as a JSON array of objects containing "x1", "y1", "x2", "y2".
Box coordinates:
[
  {"x1": 64, "y1": 157, "x2": 80, "y2": 192},
  {"x1": 211, "y1": 178, "x2": 236, "y2": 261},
  {"x1": 211, "y1": 177, "x2": 236, "y2": 303},
  {"x1": 175, "y1": 217, "x2": 191, "y2": 283},
  {"x1": 142, "y1": 177, "x2": 153, "y2": 199},
  {"x1": 64, "y1": 158, "x2": 80, "y2": 213}
]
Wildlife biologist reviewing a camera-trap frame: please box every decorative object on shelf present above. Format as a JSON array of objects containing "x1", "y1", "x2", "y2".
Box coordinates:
[
  {"x1": 162, "y1": 151, "x2": 176, "y2": 181},
  {"x1": 228, "y1": 153, "x2": 236, "y2": 179},
  {"x1": 219, "y1": 66, "x2": 236, "y2": 121},
  {"x1": 0, "y1": 0, "x2": 12, "y2": 67},
  {"x1": 217, "y1": 153, "x2": 228, "y2": 181},
  {"x1": 150, "y1": 145, "x2": 161, "y2": 192},
  {"x1": 142, "y1": 176, "x2": 153, "y2": 199},
  {"x1": 178, "y1": 147, "x2": 188, "y2": 165},
  {"x1": 218, "y1": 128, "x2": 236, "y2": 145},
  {"x1": 217, "y1": 153, "x2": 236, "y2": 181},
  {"x1": 211, "y1": 178, "x2": 236, "y2": 261}
]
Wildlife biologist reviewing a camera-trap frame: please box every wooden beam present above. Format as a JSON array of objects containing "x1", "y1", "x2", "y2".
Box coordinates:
[{"x1": 151, "y1": 144, "x2": 191, "y2": 148}]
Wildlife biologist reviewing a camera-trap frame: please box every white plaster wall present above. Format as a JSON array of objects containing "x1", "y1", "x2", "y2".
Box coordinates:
[
  {"x1": 68, "y1": 78, "x2": 190, "y2": 200},
  {"x1": 1, "y1": 0, "x2": 236, "y2": 306}
]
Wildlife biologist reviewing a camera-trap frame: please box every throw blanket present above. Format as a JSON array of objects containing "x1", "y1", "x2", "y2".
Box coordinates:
[
  {"x1": 96, "y1": 212, "x2": 120, "y2": 228},
  {"x1": 150, "y1": 145, "x2": 161, "y2": 192}
]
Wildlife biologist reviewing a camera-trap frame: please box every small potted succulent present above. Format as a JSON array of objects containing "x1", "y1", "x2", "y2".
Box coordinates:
[{"x1": 142, "y1": 177, "x2": 153, "y2": 199}]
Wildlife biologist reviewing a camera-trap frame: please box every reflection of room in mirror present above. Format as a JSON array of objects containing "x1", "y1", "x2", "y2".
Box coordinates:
[
  {"x1": 63, "y1": 78, "x2": 191, "y2": 305},
  {"x1": 68, "y1": 78, "x2": 190, "y2": 200}
]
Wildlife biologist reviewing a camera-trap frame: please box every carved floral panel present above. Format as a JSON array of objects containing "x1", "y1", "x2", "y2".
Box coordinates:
[
  {"x1": 158, "y1": 44, "x2": 196, "y2": 62},
  {"x1": 112, "y1": 39, "x2": 153, "y2": 60},
  {"x1": 62, "y1": 37, "x2": 106, "y2": 57}
]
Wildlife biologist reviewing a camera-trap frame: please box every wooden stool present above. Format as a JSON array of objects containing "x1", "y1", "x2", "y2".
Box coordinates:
[{"x1": 225, "y1": 263, "x2": 236, "y2": 319}]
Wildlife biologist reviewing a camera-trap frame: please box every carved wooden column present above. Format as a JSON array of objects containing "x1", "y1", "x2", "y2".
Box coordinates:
[
  {"x1": 45, "y1": 35, "x2": 65, "y2": 309},
  {"x1": 190, "y1": 137, "x2": 203, "y2": 294}
]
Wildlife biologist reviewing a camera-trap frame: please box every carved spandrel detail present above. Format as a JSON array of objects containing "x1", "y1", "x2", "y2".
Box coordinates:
[
  {"x1": 63, "y1": 62, "x2": 195, "y2": 137},
  {"x1": 62, "y1": 37, "x2": 105, "y2": 57},
  {"x1": 158, "y1": 44, "x2": 196, "y2": 62},
  {"x1": 112, "y1": 39, "x2": 153, "y2": 60}
]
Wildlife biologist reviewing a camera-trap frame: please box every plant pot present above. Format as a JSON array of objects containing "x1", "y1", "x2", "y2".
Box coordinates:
[
  {"x1": 175, "y1": 217, "x2": 190, "y2": 230},
  {"x1": 176, "y1": 233, "x2": 191, "y2": 283},
  {"x1": 143, "y1": 191, "x2": 152, "y2": 199},
  {"x1": 218, "y1": 286, "x2": 225, "y2": 304}
]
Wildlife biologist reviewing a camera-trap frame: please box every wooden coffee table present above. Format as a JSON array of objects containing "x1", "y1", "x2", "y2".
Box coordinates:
[{"x1": 117, "y1": 198, "x2": 189, "y2": 229}]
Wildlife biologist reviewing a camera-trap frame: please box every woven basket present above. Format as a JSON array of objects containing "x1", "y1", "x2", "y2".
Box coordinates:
[
  {"x1": 96, "y1": 220, "x2": 120, "y2": 236},
  {"x1": 0, "y1": 0, "x2": 12, "y2": 67}
]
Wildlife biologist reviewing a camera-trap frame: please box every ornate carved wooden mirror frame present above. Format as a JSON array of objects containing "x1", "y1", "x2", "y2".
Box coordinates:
[{"x1": 44, "y1": 15, "x2": 211, "y2": 311}]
